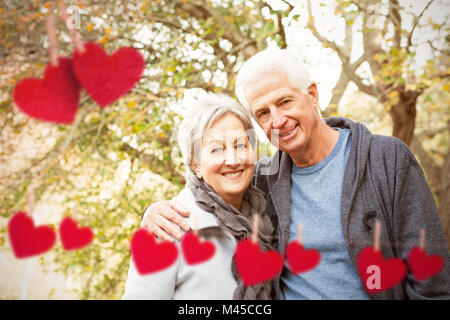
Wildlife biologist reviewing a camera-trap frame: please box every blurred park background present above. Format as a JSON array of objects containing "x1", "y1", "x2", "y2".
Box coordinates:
[{"x1": 0, "y1": 0, "x2": 448, "y2": 299}]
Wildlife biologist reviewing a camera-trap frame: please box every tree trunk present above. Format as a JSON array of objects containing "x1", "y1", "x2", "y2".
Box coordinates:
[
  {"x1": 437, "y1": 123, "x2": 450, "y2": 249},
  {"x1": 438, "y1": 150, "x2": 450, "y2": 249},
  {"x1": 389, "y1": 89, "x2": 420, "y2": 145}
]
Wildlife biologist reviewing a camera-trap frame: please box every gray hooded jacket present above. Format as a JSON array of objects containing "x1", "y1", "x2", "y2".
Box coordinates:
[{"x1": 254, "y1": 117, "x2": 450, "y2": 300}]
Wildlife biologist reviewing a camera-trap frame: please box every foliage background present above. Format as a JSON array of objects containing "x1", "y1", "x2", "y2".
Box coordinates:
[{"x1": 0, "y1": 0, "x2": 448, "y2": 299}]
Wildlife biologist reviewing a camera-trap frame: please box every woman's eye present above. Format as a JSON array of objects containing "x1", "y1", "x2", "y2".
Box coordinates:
[
  {"x1": 281, "y1": 99, "x2": 291, "y2": 105},
  {"x1": 236, "y1": 143, "x2": 246, "y2": 149},
  {"x1": 211, "y1": 147, "x2": 223, "y2": 154}
]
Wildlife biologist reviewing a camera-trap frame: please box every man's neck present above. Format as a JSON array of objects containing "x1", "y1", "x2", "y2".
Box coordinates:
[{"x1": 290, "y1": 123, "x2": 340, "y2": 168}]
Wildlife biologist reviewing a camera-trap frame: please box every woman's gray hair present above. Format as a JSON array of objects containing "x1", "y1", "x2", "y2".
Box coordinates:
[
  {"x1": 178, "y1": 93, "x2": 256, "y2": 174},
  {"x1": 235, "y1": 48, "x2": 313, "y2": 115}
]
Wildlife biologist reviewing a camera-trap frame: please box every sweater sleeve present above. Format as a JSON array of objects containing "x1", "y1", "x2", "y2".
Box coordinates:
[{"x1": 392, "y1": 143, "x2": 450, "y2": 299}]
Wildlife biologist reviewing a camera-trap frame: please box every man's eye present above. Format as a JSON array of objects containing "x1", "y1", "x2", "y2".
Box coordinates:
[
  {"x1": 236, "y1": 143, "x2": 246, "y2": 149},
  {"x1": 281, "y1": 99, "x2": 291, "y2": 105},
  {"x1": 257, "y1": 110, "x2": 268, "y2": 117}
]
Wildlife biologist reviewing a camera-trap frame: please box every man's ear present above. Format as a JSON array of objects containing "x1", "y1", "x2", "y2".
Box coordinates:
[{"x1": 308, "y1": 82, "x2": 319, "y2": 107}]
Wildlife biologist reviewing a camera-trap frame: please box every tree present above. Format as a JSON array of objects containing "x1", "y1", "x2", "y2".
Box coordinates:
[
  {"x1": 297, "y1": 0, "x2": 449, "y2": 244},
  {"x1": 0, "y1": 0, "x2": 448, "y2": 299}
]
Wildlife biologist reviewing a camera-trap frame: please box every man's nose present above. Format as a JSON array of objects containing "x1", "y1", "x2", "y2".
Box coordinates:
[{"x1": 271, "y1": 109, "x2": 287, "y2": 129}]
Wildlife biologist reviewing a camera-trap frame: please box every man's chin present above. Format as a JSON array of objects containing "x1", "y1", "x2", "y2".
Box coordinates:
[{"x1": 271, "y1": 132, "x2": 304, "y2": 154}]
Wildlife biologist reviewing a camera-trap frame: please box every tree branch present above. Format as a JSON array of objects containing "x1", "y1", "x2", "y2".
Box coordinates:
[
  {"x1": 406, "y1": 0, "x2": 435, "y2": 51},
  {"x1": 389, "y1": 0, "x2": 402, "y2": 49},
  {"x1": 305, "y1": 0, "x2": 376, "y2": 98},
  {"x1": 119, "y1": 143, "x2": 185, "y2": 185}
]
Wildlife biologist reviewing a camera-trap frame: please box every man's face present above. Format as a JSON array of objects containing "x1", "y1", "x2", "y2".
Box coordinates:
[{"x1": 245, "y1": 72, "x2": 320, "y2": 154}]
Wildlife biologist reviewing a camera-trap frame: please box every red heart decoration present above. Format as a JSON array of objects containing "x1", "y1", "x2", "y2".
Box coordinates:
[
  {"x1": 181, "y1": 232, "x2": 216, "y2": 265},
  {"x1": 59, "y1": 217, "x2": 94, "y2": 251},
  {"x1": 131, "y1": 228, "x2": 178, "y2": 275},
  {"x1": 408, "y1": 247, "x2": 444, "y2": 281},
  {"x1": 72, "y1": 42, "x2": 145, "y2": 107},
  {"x1": 357, "y1": 246, "x2": 406, "y2": 294},
  {"x1": 286, "y1": 241, "x2": 321, "y2": 274},
  {"x1": 13, "y1": 57, "x2": 81, "y2": 124},
  {"x1": 235, "y1": 239, "x2": 283, "y2": 286},
  {"x1": 8, "y1": 212, "x2": 56, "y2": 259}
]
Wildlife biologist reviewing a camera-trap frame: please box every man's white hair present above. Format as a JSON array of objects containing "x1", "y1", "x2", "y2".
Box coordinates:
[
  {"x1": 177, "y1": 93, "x2": 255, "y2": 175},
  {"x1": 235, "y1": 48, "x2": 313, "y2": 115}
]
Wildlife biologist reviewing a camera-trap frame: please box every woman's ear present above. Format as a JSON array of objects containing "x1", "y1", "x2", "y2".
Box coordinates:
[{"x1": 191, "y1": 162, "x2": 202, "y2": 179}]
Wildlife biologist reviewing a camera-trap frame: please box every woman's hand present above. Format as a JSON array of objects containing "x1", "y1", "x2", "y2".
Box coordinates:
[{"x1": 141, "y1": 200, "x2": 191, "y2": 241}]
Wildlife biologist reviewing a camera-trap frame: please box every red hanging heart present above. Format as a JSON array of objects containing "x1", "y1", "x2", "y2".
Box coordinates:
[
  {"x1": 131, "y1": 228, "x2": 178, "y2": 275},
  {"x1": 72, "y1": 42, "x2": 144, "y2": 107},
  {"x1": 8, "y1": 212, "x2": 56, "y2": 259},
  {"x1": 59, "y1": 217, "x2": 94, "y2": 251},
  {"x1": 357, "y1": 246, "x2": 406, "y2": 294},
  {"x1": 235, "y1": 239, "x2": 283, "y2": 286},
  {"x1": 286, "y1": 241, "x2": 321, "y2": 274},
  {"x1": 13, "y1": 57, "x2": 81, "y2": 124},
  {"x1": 408, "y1": 247, "x2": 444, "y2": 281},
  {"x1": 181, "y1": 232, "x2": 216, "y2": 265}
]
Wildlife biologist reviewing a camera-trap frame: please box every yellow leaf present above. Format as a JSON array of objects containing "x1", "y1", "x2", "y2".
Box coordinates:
[
  {"x1": 406, "y1": 83, "x2": 417, "y2": 91},
  {"x1": 176, "y1": 89, "x2": 185, "y2": 99},
  {"x1": 389, "y1": 91, "x2": 399, "y2": 99},
  {"x1": 87, "y1": 24, "x2": 93, "y2": 31},
  {"x1": 443, "y1": 84, "x2": 449, "y2": 92},
  {"x1": 127, "y1": 100, "x2": 136, "y2": 108},
  {"x1": 105, "y1": 27, "x2": 111, "y2": 35}
]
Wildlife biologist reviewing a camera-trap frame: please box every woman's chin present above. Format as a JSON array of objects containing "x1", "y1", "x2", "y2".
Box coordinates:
[{"x1": 220, "y1": 176, "x2": 252, "y2": 195}]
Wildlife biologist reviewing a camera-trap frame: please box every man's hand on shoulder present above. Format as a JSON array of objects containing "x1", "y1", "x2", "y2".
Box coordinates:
[{"x1": 141, "y1": 200, "x2": 191, "y2": 241}]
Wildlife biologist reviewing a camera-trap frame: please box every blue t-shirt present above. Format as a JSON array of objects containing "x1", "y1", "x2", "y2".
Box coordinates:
[{"x1": 281, "y1": 128, "x2": 370, "y2": 300}]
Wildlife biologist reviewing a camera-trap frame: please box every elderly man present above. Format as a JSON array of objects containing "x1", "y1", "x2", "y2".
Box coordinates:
[{"x1": 142, "y1": 48, "x2": 449, "y2": 299}]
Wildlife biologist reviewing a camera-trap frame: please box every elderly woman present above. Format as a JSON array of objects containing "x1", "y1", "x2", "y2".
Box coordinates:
[{"x1": 122, "y1": 93, "x2": 276, "y2": 300}]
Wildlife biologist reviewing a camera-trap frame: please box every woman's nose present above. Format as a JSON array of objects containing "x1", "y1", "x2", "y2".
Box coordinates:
[{"x1": 224, "y1": 149, "x2": 241, "y2": 166}]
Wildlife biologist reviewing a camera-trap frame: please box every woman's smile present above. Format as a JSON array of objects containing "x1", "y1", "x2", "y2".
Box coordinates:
[{"x1": 222, "y1": 169, "x2": 245, "y2": 179}]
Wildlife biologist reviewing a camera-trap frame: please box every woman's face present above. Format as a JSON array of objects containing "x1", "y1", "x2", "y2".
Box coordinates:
[{"x1": 194, "y1": 113, "x2": 255, "y2": 209}]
